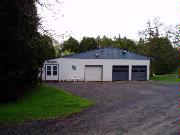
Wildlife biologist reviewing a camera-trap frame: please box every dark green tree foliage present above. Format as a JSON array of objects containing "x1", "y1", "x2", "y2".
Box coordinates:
[
  {"x1": 115, "y1": 37, "x2": 137, "y2": 52},
  {"x1": 147, "y1": 37, "x2": 177, "y2": 74},
  {"x1": 96, "y1": 36, "x2": 113, "y2": 48},
  {"x1": 61, "y1": 36, "x2": 139, "y2": 54},
  {"x1": 33, "y1": 34, "x2": 55, "y2": 86},
  {"x1": 0, "y1": 0, "x2": 45, "y2": 102},
  {"x1": 61, "y1": 36, "x2": 80, "y2": 53},
  {"x1": 34, "y1": 34, "x2": 55, "y2": 67},
  {"x1": 79, "y1": 37, "x2": 98, "y2": 52},
  {"x1": 136, "y1": 38, "x2": 149, "y2": 55},
  {"x1": 95, "y1": 36, "x2": 101, "y2": 48}
]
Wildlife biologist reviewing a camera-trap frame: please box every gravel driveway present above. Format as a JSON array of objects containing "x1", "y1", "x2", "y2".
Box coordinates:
[{"x1": 0, "y1": 81, "x2": 178, "y2": 135}]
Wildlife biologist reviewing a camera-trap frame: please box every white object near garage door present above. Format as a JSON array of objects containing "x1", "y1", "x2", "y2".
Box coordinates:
[{"x1": 85, "y1": 66, "x2": 103, "y2": 81}]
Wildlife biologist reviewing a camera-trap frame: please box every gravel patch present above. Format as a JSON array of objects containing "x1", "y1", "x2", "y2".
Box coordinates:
[{"x1": 0, "y1": 81, "x2": 178, "y2": 135}]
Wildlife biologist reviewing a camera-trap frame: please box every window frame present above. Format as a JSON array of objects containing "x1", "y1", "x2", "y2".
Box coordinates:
[
  {"x1": 46, "y1": 66, "x2": 51, "y2": 76},
  {"x1": 45, "y1": 64, "x2": 59, "y2": 80},
  {"x1": 53, "y1": 65, "x2": 58, "y2": 75}
]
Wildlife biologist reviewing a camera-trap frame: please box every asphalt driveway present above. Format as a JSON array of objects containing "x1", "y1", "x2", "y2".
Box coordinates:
[{"x1": 0, "y1": 81, "x2": 178, "y2": 135}]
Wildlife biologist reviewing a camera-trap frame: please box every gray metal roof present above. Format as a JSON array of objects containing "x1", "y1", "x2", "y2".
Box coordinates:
[{"x1": 62, "y1": 48, "x2": 151, "y2": 60}]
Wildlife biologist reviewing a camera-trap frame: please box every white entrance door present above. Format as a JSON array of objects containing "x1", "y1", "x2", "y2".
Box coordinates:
[
  {"x1": 45, "y1": 65, "x2": 58, "y2": 81},
  {"x1": 85, "y1": 66, "x2": 103, "y2": 81}
]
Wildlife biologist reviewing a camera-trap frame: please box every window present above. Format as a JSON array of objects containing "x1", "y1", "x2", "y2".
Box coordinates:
[
  {"x1": 46, "y1": 65, "x2": 58, "y2": 76},
  {"x1": 53, "y1": 71, "x2": 57, "y2": 75},
  {"x1": 53, "y1": 66, "x2": 58, "y2": 75},
  {"x1": 47, "y1": 66, "x2": 51, "y2": 76},
  {"x1": 47, "y1": 66, "x2": 51, "y2": 70},
  {"x1": 47, "y1": 71, "x2": 51, "y2": 75},
  {"x1": 53, "y1": 66, "x2": 57, "y2": 70}
]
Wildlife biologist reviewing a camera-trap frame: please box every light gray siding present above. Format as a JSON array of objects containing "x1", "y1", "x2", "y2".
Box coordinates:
[{"x1": 42, "y1": 58, "x2": 150, "y2": 81}]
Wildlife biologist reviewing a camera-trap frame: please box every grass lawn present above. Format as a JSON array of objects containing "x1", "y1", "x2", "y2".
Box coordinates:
[
  {"x1": 0, "y1": 85, "x2": 93, "y2": 125},
  {"x1": 150, "y1": 74, "x2": 180, "y2": 83}
]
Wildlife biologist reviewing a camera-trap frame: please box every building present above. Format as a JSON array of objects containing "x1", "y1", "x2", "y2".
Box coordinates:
[{"x1": 42, "y1": 48, "x2": 151, "y2": 81}]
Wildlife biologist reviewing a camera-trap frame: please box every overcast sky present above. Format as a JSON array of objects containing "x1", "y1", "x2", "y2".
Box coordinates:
[{"x1": 38, "y1": 0, "x2": 180, "y2": 43}]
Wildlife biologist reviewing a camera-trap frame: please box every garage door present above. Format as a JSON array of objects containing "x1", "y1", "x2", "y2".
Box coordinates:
[
  {"x1": 112, "y1": 66, "x2": 129, "y2": 81},
  {"x1": 85, "y1": 66, "x2": 103, "y2": 81},
  {"x1": 132, "y1": 66, "x2": 147, "y2": 81}
]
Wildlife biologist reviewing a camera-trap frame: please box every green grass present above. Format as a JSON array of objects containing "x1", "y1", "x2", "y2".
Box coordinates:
[
  {"x1": 0, "y1": 85, "x2": 93, "y2": 125},
  {"x1": 150, "y1": 74, "x2": 180, "y2": 83}
]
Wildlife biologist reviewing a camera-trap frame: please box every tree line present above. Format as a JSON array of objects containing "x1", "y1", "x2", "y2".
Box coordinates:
[{"x1": 57, "y1": 34, "x2": 177, "y2": 75}]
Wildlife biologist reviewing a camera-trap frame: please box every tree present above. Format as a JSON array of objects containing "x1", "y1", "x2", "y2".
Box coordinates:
[
  {"x1": 33, "y1": 34, "x2": 55, "y2": 86},
  {"x1": 114, "y1": 37, "x2": 137, "y2": 52},
  {"x1": 138, "y1": 17, "x2": 164, "y2": 42},
  {"x1": 61, "y1": 36, "x2": 80, "y2": 53},
  {"x1": 136, "y1": 38, "x2": 148, "y2": 55},
  {"x1": 79, "y1": 37, "x2": 98, "y2": 52},
  {"x1": 164, "y1": 25, "x2": 180, "y2": 48},
  {"x1": 96, "y1": 36, "x2": 101, "y2": 48},
  {"x1": 53, "y1": 38, "x2": 62, "y2": 57},
  {"x1": 34, "y1": 34, "x2": 55, "y2": 67},
  {"x1": 113, "y1": 34, "x2": 122, "y2": 46},
  {"x1": 0, "y1": 0, "x2": 39, "y2": 102},
  {"x1": 147, "y1": 37, "x2": 177, "y2": 74},
  {"x1": 99, "y1": 35, "x2": 114, "y2": 48},
  {"x1": 137, "y1": 18, "x2": 178, "y2": 75},
  {"x1": 54, "y1": 44, "x2": 62, "y2": 57},
  {"x1": 0, "y1": 0, "x2": 66, "y2": 102}
]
